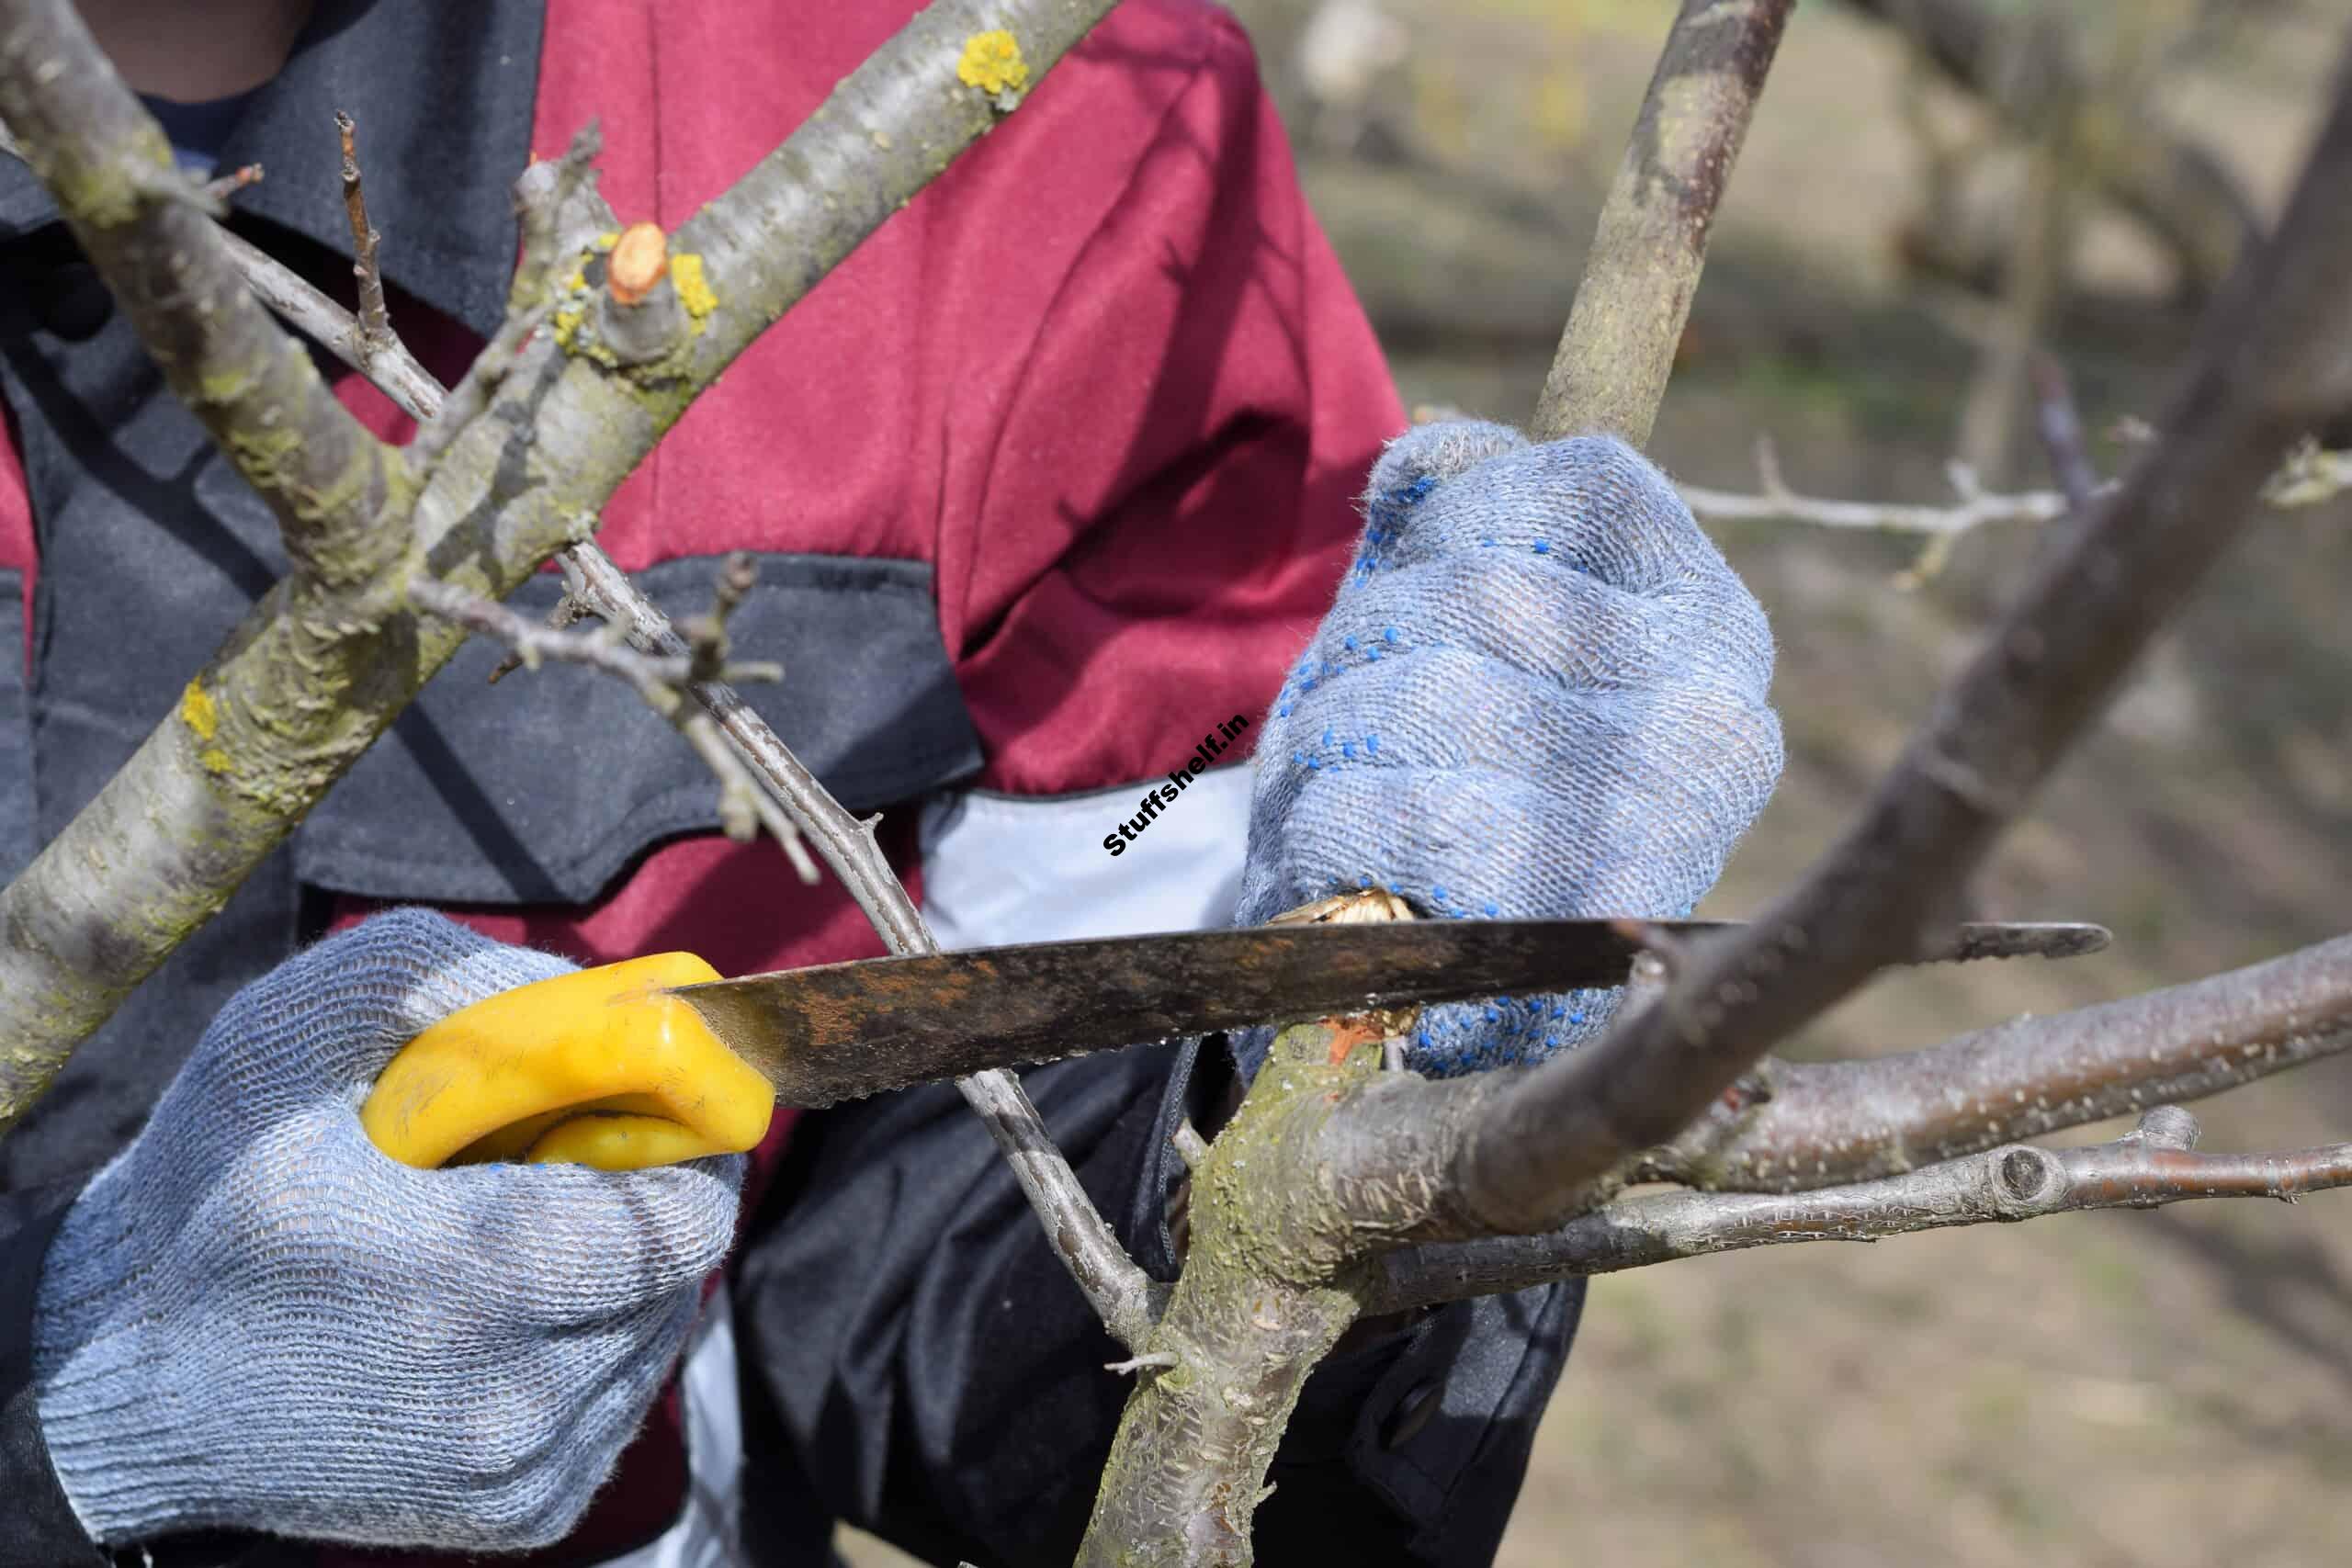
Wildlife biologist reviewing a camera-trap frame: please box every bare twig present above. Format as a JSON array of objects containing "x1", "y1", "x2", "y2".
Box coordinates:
[
  {"x1": 334, "y1": 110, "x2": 393, "y2": 357},
  {"x1": 200, "y1": 161, "x2": 261, "y2": 201},
  {"x1": 409, "y1": 574, "x2": 804, "y2": 867},
  {"x1": 1399, "y1": 47, "x2": 2352, "y2": 1241},
  {"x1": 1677, "y1": 429, "x2": 2349, "y2": 547},
  {"x1": 406, "y1": 577, "x2": 781, "y2": 694},
  {"x1": 1953, "y1": 8, "x2": 2076, "y2": 483},
  {"x1": 1641, "y1": 931, "x2": 2352, "y2": 1192},
  {"x1": 206, "y1": 226, "x2": 447, "y2": 423},
  {"x1": 2029, "y1": 354, "x2": 2102, "y2": 515},
  {"x1": 1371, "y1": 1109, "x2": 2352, "y2": 1312},
  {"x1": 508, "y1": 119, "x2": 607, "y2": 316},
  {"x1": 1532, "y1": 0, "x2": 1797, "y2": 446},
  {"x1": 1678, "y1": 437, "x2": 2075, "y2": 535}
]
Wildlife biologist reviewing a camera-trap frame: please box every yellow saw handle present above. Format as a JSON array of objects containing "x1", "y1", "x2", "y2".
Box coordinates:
[{"x1": 360, "y1": 953, "x2": 776, "y2": 1172}]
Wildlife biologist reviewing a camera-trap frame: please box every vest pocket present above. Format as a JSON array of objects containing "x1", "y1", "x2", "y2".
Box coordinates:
[{"x1": 294, "y1": 554, "x2": 983, "y2": 906}]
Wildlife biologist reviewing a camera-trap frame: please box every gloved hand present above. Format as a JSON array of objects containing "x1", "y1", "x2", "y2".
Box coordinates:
[
  {"x1": 1236, "y1": 422, "x2": 1782, "y2": 1075},
  {"x1": 31, "y1": 908, "x2": 745, "y2": 1551}
]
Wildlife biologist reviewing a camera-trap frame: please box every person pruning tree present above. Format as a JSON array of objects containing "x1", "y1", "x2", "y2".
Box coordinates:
[{"x1": 0, "y1": 4, "x2": 1781, "y2": 1565}]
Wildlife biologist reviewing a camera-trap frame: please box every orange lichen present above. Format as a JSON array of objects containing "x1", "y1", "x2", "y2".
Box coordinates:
[
  {"x1": 607, "y1": 221, "x2": 670, "y2": 305},
  {"x1": 957, "y1": 29, "x2": 1029, "y2": 96}
]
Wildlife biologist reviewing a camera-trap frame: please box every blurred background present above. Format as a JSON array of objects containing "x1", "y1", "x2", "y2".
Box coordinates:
[{"x1": 850, "y1": 1, "x2": 2352, "y2": 1562}]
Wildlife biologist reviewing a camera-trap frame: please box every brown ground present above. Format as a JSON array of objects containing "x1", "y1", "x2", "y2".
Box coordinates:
[{"x1": 847, "y1": 3, "x2": 2352, "y2": 1562}]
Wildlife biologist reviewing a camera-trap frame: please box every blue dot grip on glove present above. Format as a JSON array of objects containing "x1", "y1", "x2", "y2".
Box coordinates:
[
  {"x1": 1234, "y1": 422, "x2": 1782, "y2": 1077},
  {"x1": 30, "y1": 908, "x2": 746, "y2": 1551}
]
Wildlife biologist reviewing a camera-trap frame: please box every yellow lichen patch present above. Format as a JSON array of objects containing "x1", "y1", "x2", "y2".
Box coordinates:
[
  {"x1": 198, "y1": 747, "x2": 234, "y2": 775},
  {"x1": 594, "y1": 231, "x2": 620, "y2": 252},
  {"x1": 180, "y1": 681, "x2": 220, "y2": 742},
  {"x1": 957, "y1": 29, "x2": 1029, "y2": 96},
  {"x1": 671, "y1": 253, "x2": 716, "y2": 320}
]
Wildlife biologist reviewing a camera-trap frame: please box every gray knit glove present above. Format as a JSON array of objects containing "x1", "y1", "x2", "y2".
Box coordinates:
[
  {"x1": 1236, "y1": 422, "x2": 1781, "y2": 1074},
  {"x1": 30, "y1": 908, "x2": 745, "y2": 1551}
]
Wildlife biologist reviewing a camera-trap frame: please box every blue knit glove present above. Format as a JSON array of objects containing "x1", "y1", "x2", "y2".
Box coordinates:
[
  {"x1": 1235, "y1": 423, "x2": 1782, "y2": 1075},
  {"x1": 31, "y1": 908, "x2": 745, "y2": 1551}
]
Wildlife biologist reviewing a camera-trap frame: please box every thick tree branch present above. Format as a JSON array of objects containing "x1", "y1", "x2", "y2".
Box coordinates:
[
  {"x1": 1643, "y1": 931, "x2": 2352, "y2": 1191},
  {"x1": 1409, "y1": 47, "x2": 2352, "y2": 1241},
  {"x1": 1532, "y1": 0, "x2": 1796, "y2": 446},
  {"x1": 1369, "y1": 1108, "x2": 2352, "y2": 1312},
  {"x1": 0, "y1": 0, "x2": 1124, "y2": 1140},
  {"x1": 0, "y1": 0, "x2": 403, "y2": 590}
]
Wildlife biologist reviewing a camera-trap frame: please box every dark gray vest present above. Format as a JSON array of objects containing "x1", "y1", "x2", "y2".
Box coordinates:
[{"x1": 0, "y1": 1, "x2": 980, "y2": 1190}]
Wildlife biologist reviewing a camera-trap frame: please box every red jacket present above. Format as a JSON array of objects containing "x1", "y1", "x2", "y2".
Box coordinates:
[{"x1": 0, "y1": 6, "x2": 1574, "y2": 1564}]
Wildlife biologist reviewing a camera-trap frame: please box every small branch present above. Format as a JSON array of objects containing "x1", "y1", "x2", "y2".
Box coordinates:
[
  {"x1": 1678, "y1": 436, "x2": 2075, "y2": 535},
  {"x1": 1532, "y1": 0, "x2": 1797, "y2": 446},
  {"x1": 200, "y1": 161, "x2": 262, "y2": 202},
  {"x1": 1369, "y1": 1110, "x2": 2352, "y2": 1313},
  {"x1": 334, "y1": 110, "x2": 392, "y2": 356},
  {"x1": 212, "y1": 226, "x2": 446, "y2": 424},
  {"x1": 1679, "y1": 427, "x2": 2350, "y2": 550},
  {"x1": 406, "y1": 577, "x2": 780, "y2": 694},
  {"x1": 1642, "y1": 931, "x2": 2352, "y2": 1191},
  {"x1": 2029, "y1": 354, "x2": 2102, "y2": 515},
  {"x1": 408, "y1": 571, "x2": 812, "y2": 882},
  {"x1": 507, "y1": 119, "x2": 605, "y2": 317}
]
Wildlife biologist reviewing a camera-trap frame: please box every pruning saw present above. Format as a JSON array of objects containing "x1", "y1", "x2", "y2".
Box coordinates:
[{"x1": 359, "y1": 917, "x2": 2109, "y2": 1171}]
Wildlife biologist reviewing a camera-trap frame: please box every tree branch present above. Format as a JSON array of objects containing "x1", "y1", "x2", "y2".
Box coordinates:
[
  {"x1": 1679, "y1": 436, "x2": 2074, "y2": 533},
  {"x1": 1369, "y1": 1109, "x2": 2352, "y2": 1313},
  {"x1": 1643, "y1": 931, "x2": 2352, "y2": 1191},
  {"x1": 1532, "y1": 0, "x2": 1797, "y2": 446},
  {"x1": 0, "y1": 0, "x2": 1125, "y2": 1140},
  {"x1": 0, "y1": 0, "x2": 403, "y2": 590},
  {"x1": 1390, "y1": 45, "x2": 2352, "y2": 1242}
]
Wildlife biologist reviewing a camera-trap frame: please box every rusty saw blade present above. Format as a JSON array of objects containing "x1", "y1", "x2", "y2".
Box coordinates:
[{"x1": 667, "y1": 918, "x2": 2109, "y2": 1109}]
